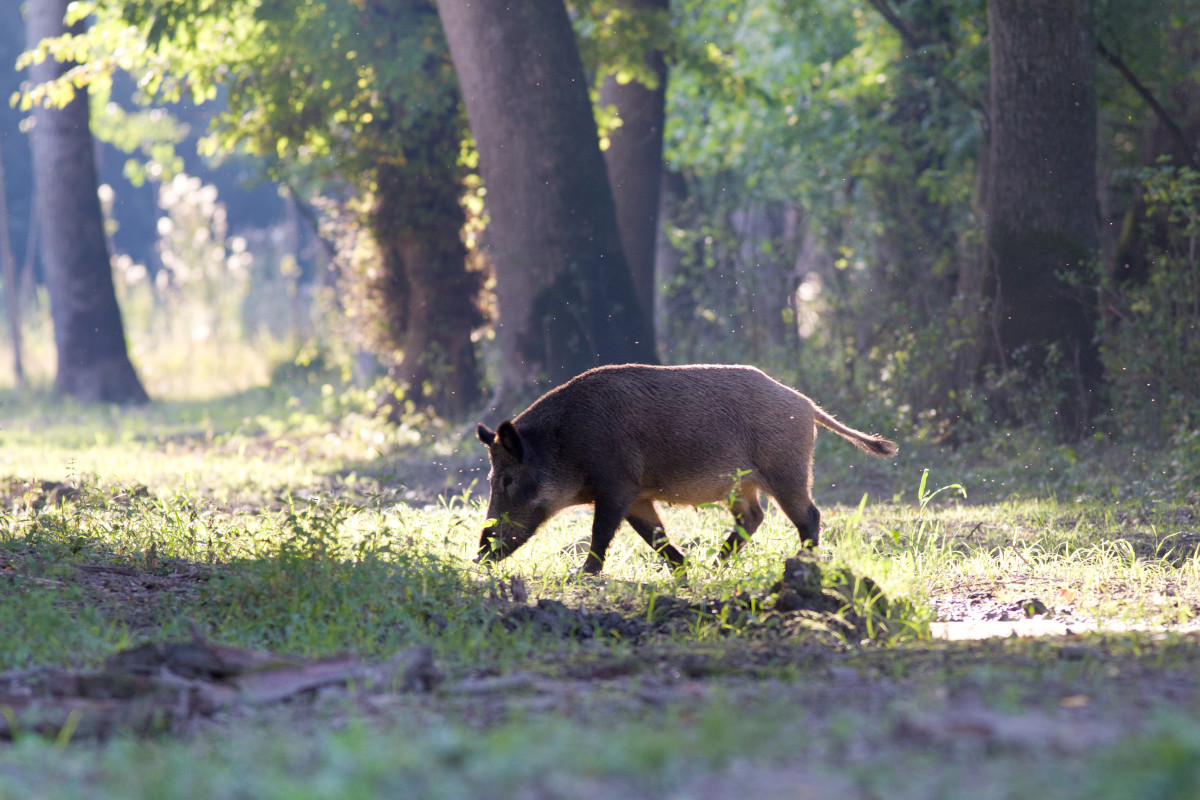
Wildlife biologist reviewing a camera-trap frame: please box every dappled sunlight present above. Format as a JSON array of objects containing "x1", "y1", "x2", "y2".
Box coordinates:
[
  {"x1": 129, "y1": 335, "x2": 277, "y2": 402},
  {"x1": 825, "y1": 497, "x2": 1200, "y2": 636},
  {"x1": 2, "y1": 0, "x2": 1199, "y2": 792}
]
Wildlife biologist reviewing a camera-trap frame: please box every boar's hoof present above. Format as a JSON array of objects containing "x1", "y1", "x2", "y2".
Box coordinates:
[
  {"x1": 570, "y1": 562, "x2": 605, "y2": 578},
  {"x1": 710, "y1": 549, "x2": 739, "y2": 570}
]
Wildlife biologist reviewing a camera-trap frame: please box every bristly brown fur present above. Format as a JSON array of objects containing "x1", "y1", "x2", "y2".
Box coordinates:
[{"x1": 477, "y1": 364, "x2": 898, "y2": 574}]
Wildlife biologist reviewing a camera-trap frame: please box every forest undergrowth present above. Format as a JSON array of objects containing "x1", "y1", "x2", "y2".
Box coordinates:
[{"x1": 1, "y1": 353, "x2": 1200, "y2": 799}]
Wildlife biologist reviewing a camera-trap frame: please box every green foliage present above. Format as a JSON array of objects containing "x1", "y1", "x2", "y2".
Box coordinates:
[
  {"x1": 653, "y1": 0, "x2": 1196, "y2": 445},
  {"x1": 574, "y1": 0, "x2": 673, "y2": 91},
  {"x1": 23, "y1": 0, "x2": 483, "y2": 413},
  {"x1": 655, "y1": 0, "x2": 989, "y2": 434},
  {"x1": 1101, "y1": 163, "x2": 1200, "y2": 443},
  {"x1": 666, "y1": 0, "x2": 905, "y2": 199},
  {"x1": 86, "y1": 86, "x2": 187, "y2": 186},
  {"x1": 194, "y1": 0, "x2": 457, "y2": 184},
  {"x1": 17, "y1": 0, "x2": 1197, "y2": 435}
]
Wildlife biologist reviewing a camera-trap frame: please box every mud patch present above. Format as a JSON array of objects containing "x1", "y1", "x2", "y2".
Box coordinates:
[{"x1": 933, "y1": 589, "x2": 1072, "y2": 625}]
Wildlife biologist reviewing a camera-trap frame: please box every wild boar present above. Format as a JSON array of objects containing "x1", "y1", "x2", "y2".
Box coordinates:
[{"x1": 475, "y1": 363, "x2": 897, "y2": 574}]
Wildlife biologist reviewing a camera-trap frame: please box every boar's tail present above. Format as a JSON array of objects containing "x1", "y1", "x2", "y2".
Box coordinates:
[{"x1": 813, "y1": 406, "x2": 899, "y2": 458}]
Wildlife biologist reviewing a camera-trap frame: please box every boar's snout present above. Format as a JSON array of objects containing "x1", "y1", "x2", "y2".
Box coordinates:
[
  {"x1": 476, "y1": 419, "x2": 548, "y2": 565},
  {"x1": 475, "y1": 525, "x2": 505, "y2": 564},
  {"x1": 475, "y1": 520, "x2": 528, "y2": 565}
]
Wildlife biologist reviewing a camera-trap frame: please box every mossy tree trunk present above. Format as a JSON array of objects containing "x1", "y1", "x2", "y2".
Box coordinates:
[{"x1": 367, "y1": 119, "x2": 483, "y2": 420}]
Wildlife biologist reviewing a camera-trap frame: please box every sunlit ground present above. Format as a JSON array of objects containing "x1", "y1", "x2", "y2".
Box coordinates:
[
  {"x1": 0, "y1": 315, "x2": 281, "y2": 403},
  {"x1": 3, "y1": 307, "x2": 1200, "y2": 799}
]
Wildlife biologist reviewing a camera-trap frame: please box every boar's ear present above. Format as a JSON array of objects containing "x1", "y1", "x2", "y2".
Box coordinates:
[
  {"x1": 476, "y1": 423, "x2": 496, "y2": 447},
  {"x1": 496, "y1": 420, "x2": 525, "y2": 463}
]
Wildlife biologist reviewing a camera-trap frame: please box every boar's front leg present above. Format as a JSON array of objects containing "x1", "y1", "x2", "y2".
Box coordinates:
[
  {"x1": 717, "y1": 491, "x2": 766, "y2": 561},
  {"x1": 579, "y1": 492, "x2": 636, "y2": 574},
  {"x1": 626, "y1": 499, "x2": 686, "y2": 570}
]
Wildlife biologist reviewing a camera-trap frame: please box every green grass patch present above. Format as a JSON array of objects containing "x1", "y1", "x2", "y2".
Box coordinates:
[{"x1": 3, "y1": 370, "x2": 1200, "y2": 796}]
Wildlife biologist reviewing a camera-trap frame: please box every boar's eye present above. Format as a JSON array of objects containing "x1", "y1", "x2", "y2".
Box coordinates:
[{"x1": 500, "y1": 475, "x2": 514, "y2": 492}]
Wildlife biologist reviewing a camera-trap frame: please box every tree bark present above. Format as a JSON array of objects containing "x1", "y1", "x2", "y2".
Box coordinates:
[
  {"x1": 27, "y1": 0, "x2": 148, "y2": 404},
  {"x1": 984, "y1": 0, "x2": 1098, "y2": 436},
  {"x1": 598, "y1": 0, "x2": 669, "y2": 356},
  {"x1": 653, "y1": 168, "x2": 687, "y2": 351},
  {"x1": 367, "y1": 107, "x2": 483, "y2": 420},
  {"x1": 436, "y1": 0, "x2": 656, "y2": 406},
  {"x1": 0, "y1": 136, "x2": 24, "y2": 387}
]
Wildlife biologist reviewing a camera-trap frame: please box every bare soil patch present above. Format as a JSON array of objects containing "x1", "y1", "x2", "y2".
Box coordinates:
[
  {"x1": 6, "y1": 473, "x2": 1200, "y2": 798},
  {"x1": 6, "y1": 541, "x2": 1200, "y2": 755}
]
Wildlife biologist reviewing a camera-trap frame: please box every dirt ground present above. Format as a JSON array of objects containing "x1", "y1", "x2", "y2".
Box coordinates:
[
  {"x1": 5, "y1": 544, "x2": 1198, "y2": 745},
  {"x1": 4, "y1": 475, "x2": 1200, "y2": 797}
]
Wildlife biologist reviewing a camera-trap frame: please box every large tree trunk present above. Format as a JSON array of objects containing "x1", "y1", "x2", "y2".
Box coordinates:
[
  {"x1": 598, "y1": 0, "x2": 669, "y2": 356},
  {"x1": 368, "y1": 114, "x2": 483, "y2": 420},
  {"x1": 436, "y1": 0, "x2": 656, "y2": 406},
  {"x1": 27, "y1": 0, "x2": 148, "y2": 404},
  {"x1": 984, "y1": 0, "x2": 1098, "y2": 437}
]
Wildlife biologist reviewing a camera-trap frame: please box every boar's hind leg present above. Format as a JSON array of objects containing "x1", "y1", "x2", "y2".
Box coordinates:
[
  {"x1": 626, "y1": 499, "x2": 686, "y2": 569},
  {"x1": 717, "y1": 492, "x2": 765, "y2": 561},
  {"x1": 774, "y1": 490, "x2": 821, "y2": 550}
]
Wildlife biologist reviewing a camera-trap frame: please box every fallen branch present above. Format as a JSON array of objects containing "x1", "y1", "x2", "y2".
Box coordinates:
[{"x1": 0, "y1": 639, "x2": 440, "y2": 742}]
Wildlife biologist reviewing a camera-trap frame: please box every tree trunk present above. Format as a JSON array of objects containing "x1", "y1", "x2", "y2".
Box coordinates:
[
  {"x1": 27, "y1": 0, "x2": 148, "y2": 404},
  {"x1": 598, "y1": 0, "x2": 669, "y2": 356},
  {"x1": 369, "y1": 131, "x2": 483, "y2": 420},
  {"x1": 653, "y1": 169, "x2": 687, "y2": 355},
  {"x1": 436, "y1": 0, "x2": 656, "y2": 406},
  {"x1": 729, "y1": 200, "x2": 799, "y2": 360},
  {"x1": 984, "y1": 0, "x2": 1098, "y2": 436},
  {"x1": 0, "y1": 136, "x2": 24, "y2": 387}
]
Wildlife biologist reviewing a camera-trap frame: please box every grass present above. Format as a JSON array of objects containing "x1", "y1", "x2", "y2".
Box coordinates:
[
  {"x1": 3, "y1": 339, "x2": 1200, "y2": 796},
  {"x1": 1, "y1": 660, "x2": 1199, "y2": 799}
]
